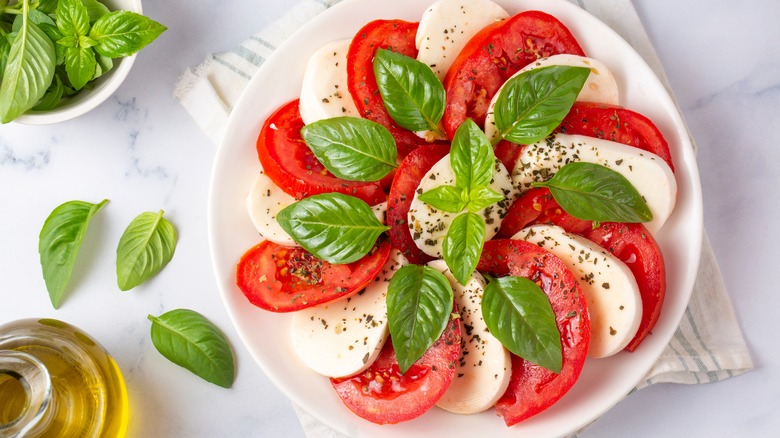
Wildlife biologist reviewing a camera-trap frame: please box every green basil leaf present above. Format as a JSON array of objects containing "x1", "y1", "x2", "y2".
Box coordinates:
[
  {"x1": 92, "y1": 52, "x2": 112, "y2": 80},
  {"x1": 0, "y1": 33, "x2": 10, "y2": 76},
  {"x1": 417, "y1": 185, "x2": 467, "y2": 214},
  {"x1": 37, "y1": 22, "x2": 65, "y2": 64},
  {"x1": 276, "y1": 193, "x2": 389, "y2": 264},
  {"x1": 466, "y1": 186, "x2": 504, "y2": 213},
  {"x1": 36, "y1": 0, "x2": 60, "y2": 14},
  {"x1": 300, "y1": 117, "x2": 397, "y2": 182},
  {"x1": 33, "y1": 73, "x2": 64, "y2": 110},
  {"x1": 442, "y1": 212, "x2": 485, "y2": 286},
  {"x1": 28, "y1": 8, "x2": 56, "y2": 27},
  {"x1": 90, "y1": 11, "x2": 166, "y2": 58},
  {"x1": 387, "y1": 265, "x2": 454, "y2": 373},
  {"x1": 373, "y1": 48, "x2": 445, "y2": 135},
  {"x1": 56, "y1": 0, "x2": 90, "y2": 37},
  {"x1": 64, "y1": 45, "x2": 95, "y2": 89},
  {"x1": 116, "y1": 210, "x2": 177, "y2": 291},
  {"x1": 450, "y1": 118, "x2": 495, "y2": 192},
  {"x1": 532, "y1": 161, "x2": 653, "y2": 223},
  {"x1": 494, "y1": 65, "x2": 590, "y2": 144},
  {"x1": 0, "y1": 15, "x2": 55, "y2": 123},
  {"x1": 148, "y1": 309, "x2": 235, "y2": 388},
  {"x1": 38, "y1": 199, "x2": 108, "y2": 309},
  {"x1": 482, "y1": 276, "x2": 562, "y2": 373},
  {"x1": 82, "y1": 0, "x2": 110, "y2": 22}
]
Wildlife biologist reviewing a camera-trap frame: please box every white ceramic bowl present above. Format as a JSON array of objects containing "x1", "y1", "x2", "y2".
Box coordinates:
[{"x1": 14, "y1": 0, "x2": 143, "y2": 125}]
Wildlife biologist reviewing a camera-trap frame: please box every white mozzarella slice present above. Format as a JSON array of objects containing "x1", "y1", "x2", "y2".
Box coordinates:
[
  {"x1": 246, "y1": 171, "x2": 300, "y2": 247},
  {"x1": 513, "y1": 224, "x2": 642, "y2": 358},
  {"x1": 371, "y1": 201, "x2": 387, "y2": 225},
  {"x1": 484, "y1": 54, "x2": 619, "y2": 142},
  {"x1": 416, "y1": 0, "x2": 509, "y2": 81},
  {"x1": 428, "y1": 260, "x2": 511, "y2": 414},
  {"x1": 291, "y1": 250, "x2": 409, "y2": 378},
  {"x1": 299, "y1": 39, "x2": 360, "y2": 125},
  {"x1": 512, "y1": 133, "x2": 676, "y2": 235},
  {"x1": 408, "y1": 154, "x2": 514, "y2": 258}
]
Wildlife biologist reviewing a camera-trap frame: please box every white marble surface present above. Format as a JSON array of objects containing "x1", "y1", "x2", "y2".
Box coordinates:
[{"x1": 1, "y1": 0, "x2": 777, "y2": 436}]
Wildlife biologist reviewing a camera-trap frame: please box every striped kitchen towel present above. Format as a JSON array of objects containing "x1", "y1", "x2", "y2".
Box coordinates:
[{"x1": 174, "y1": 0, "x2": 752, "y2": 434}]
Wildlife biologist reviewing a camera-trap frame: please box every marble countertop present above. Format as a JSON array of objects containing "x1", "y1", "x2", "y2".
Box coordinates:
[{"x1": 1, "y1": 0, "x2": 778, "y2": 436}]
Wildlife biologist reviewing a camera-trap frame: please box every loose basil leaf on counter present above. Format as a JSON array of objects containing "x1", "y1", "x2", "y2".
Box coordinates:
[
  {"x1": 148, "y1": 309, "x2": 235, "y2": 388},
  {"x1": 417, "y1": 185, "x2": 467, "y2": 214},
  {"x1": 532, "y1": 161, "x2": 653, "y2": 223},
  {"x1": 387, "y1": 265, "x2": 454, "y2": 374},
  {"x1": 276, "y1": 193, "x2": 389, "y2": 264},
  {"x1": 450, "y1": 119, "x2": 495, "y2": 192},
  {"x1": 90, "y1": 11, "x2": 167, "y2": 58},
  {"x1": 301, "y1": 117, "x2": 398, "y2": 182},
  {"x1": 39, "y1": 199, "x2": 109, "y2": 309},
  {"x1": 482, "y1": 276, "x2": 562, "y2": 373},
  {"x1": 442, "y1": 212, "x2": 486, "y2": 286},
  {"x1": 116, "y1": 210, "x2": 177, "y2": 291},
  {"x1": 373, "y1": 48, "x2": 446, "y2": 136},
  {"x1": 494, "y1": 65, "x2": 590, "y2": 145}
]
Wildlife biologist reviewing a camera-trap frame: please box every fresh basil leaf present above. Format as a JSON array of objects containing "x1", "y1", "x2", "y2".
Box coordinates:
[
  {"x1": 482, "y1": 276, "x2": 562, "y2": 373},
  {"x1": 148, "y1": 309, "x2": 235, "y2": 388},
  {"x1": 0, "y1": 33, "x2": 10, "y2": 76},
  {"x1": 373, "y1": 48, "x2": 445, "y2": 135},
  {"x1": 494, "y1": 65, "x2": 590, "y2": 144},
  {"x1": 466, "y1": 186, "x2": 504, "y2": 213},
  {"x1": 387, "y1": 265, "x2": 454, "y2": 373},
  {"x1": 37, "y1": 22, "x2": 65, "y2": 64},
  {"x1": 442, "y1": 212, "x2": 485, "y2": 286},
  {"x1": 38, "y1": 199, "x2": 108, "y2": 309},
  {"x1": 116, "y1": 210, "x2": 177, "y2": 291},
  {"x1": 0, "y1": 15, "x2": 56, "y2": 123},
  {"x1": 64, "y1": 45, "x2": 95, "y2": 89},
  {"x1": 276, "y1": 193, "x2": 389, "y2": 264},
  {"x1": 82, "y1": 0, "x2": 110, "y2": 22},
  {"x1": 56, "y1": 0, "x2": 90, "y2": 37},
  {"x1": 27, "y1": 8, "x2": 56, "y2": 27},
  {"x1": 300, "y1": 117, "x2": 397, "y2": 182},
  {"x1": 33, "y1": 73, "x2": 64, "y2": 110},
  {"x1": 450, "y1": 118, "x2": 495, "y2": 192},
  {"x1": 36, "y1": 0, "x2": 60, "y2": 15},
  {"x1": 90, "y1": 11, "x2": 166, "y2": 58},
  {"x1": 532, "y1": 161, "x2": 653, "y2": 223},
  {"x1": 417, "y1": 185, "x2": 467, "y2": 214},
  {"x1": 57, "y1": 34, "x2": 78, "y2": 47},
  {"x1": 92, "y1": 52, "x2": 112, "y2": 80}
]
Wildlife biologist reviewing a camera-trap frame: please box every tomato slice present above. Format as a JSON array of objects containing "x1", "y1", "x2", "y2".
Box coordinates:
[
  {"x1": 556, "y1": 102, "x2": 675, "y2": 171},
  {"x1": 256, "y1": 99, "x2": 385, "y2": 205},
  {"x1": 386, "y1": 143, "x2": 450, "y2": 264},
  {"x1": 582, "y1": 222, "x2": 666, "y2": 352},
  {"x1": 235, "y1": 239, "x2": 391, "y2": 312},
  {"x1": 497, "y1": 187, "x2": 592, "y2": 239},
  {"x1": 477, "y1": 239, "x2": 589, "y2": 426},
  {"x1": 347, "y1": 19, "x2": 427, "y2": 158},
  {"x1": 330, "y1": 308, "x2": 461, "y2": 424},
  {"x1": 442, "y1": 11, "x2": 585, "y2": 138}
]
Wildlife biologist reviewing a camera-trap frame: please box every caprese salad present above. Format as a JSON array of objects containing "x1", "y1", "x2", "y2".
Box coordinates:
[{"x1": 235, "y1": 0, "x2": 676, "y2": 428}]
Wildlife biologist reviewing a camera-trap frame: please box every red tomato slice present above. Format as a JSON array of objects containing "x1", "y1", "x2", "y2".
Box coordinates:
[
  {"x1": 386, "y1": 143, "x2": 450, "y2": 264},
  {"x1": 347, "y1": 19, "x2": 427, "y2": 157},
  {"x1": 235, "y1": 239, "x2": 391, "y2": 312},
  {"x1": 256, "y1": 99, "x2": 385, "y2": 205},
  {"x1": 497, "y1": 187, "x2": 592, "y2": 238},
  {"x1": 477, "y1": 239, "x2": 589, "y2": 426},
  {"x1": 583, "y1": 222, "x2": 666, "y2": 352},
  {"x1": 442, "y1": 11, "x2": 585, "y2": 138},
  {"x1": 330, "y1": 309, "x2": 461, "y2": 424},
  {"x1": 556, "y1": 102, "x2": 675, "y2": 171}
]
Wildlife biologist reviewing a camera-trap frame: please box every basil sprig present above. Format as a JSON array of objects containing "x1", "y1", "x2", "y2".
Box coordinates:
[
  {"x1": 493, "y1": 65, "x2": 590, "y2": 145},
  {"x1": 386, "y1": 265, "x2": 454, "y2": 374},
  {"x1": 148, "y1": 309, "x2": 236, "y2": 388},
  {"x1": 277, "y1": 193, "x2": 389, "y2": 264},
  {"x1": 532, "y1": 161, "x2": 653, "y2": 223},
  {"x1": 482, "y1": 276, "x2": 562, "y2": 373},
  {"x1": 300, "y1": 117, "x2": 398, "y2": 182},
  {"x1": 116, "y1": 210, "x2": 177, "y2": 291},
  {"x1": 373, "y1": 48, "x2": 446, "y2": 137}
]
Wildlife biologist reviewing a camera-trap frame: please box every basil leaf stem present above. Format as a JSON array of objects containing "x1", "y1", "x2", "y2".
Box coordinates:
[{"x1": 116, "y1": 210, "x2": 177, "y2": 291}]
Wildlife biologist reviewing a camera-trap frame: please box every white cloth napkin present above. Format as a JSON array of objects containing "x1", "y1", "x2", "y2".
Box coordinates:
[{"x1": 174, "y1": 0, "x2": 753, "y2": 435}]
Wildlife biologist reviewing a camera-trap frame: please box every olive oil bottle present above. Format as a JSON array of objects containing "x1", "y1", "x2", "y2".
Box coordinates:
[{"x1": 0, "y1": 318, "x2": 128, "y2": 437}]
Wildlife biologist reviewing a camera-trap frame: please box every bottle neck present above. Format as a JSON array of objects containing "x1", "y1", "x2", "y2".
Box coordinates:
[{"x1": 0, "y1": 350, "x2": 56, "y2": 437}]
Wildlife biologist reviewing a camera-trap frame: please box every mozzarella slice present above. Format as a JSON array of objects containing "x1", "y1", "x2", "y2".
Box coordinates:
[
  {"x1": 513, "y1": 133, "x2": 677, "y2": 235},
  {"x1": 428, "y1": 260, "x2": 511, "y2": 414},
  {"x1": 299, "y1": 39, "x2": 360, "y2": 125},
  {"x1": 513, "y1": 225, "x2": 642, "y2": 358},
  {"x1": 484, "y1": 54, "x2": 619, "y2": 142},
  {"x1": 416, "y1": 0, "x2": 509, "y2": 81},
  {"x1": 291, "y1": 250, "x2": 409, "y2": 378},
  {"x1": 246, "y1": 171, "x2": 300, "y2": 247},
  {"x1": 408, "y1": 154, "x2": 514, "y2": 258}
]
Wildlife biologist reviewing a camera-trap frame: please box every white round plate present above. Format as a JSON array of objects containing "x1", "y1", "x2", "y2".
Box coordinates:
[{"x1": 209, "y1": 0, "x2": 703, "y2": 436}]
